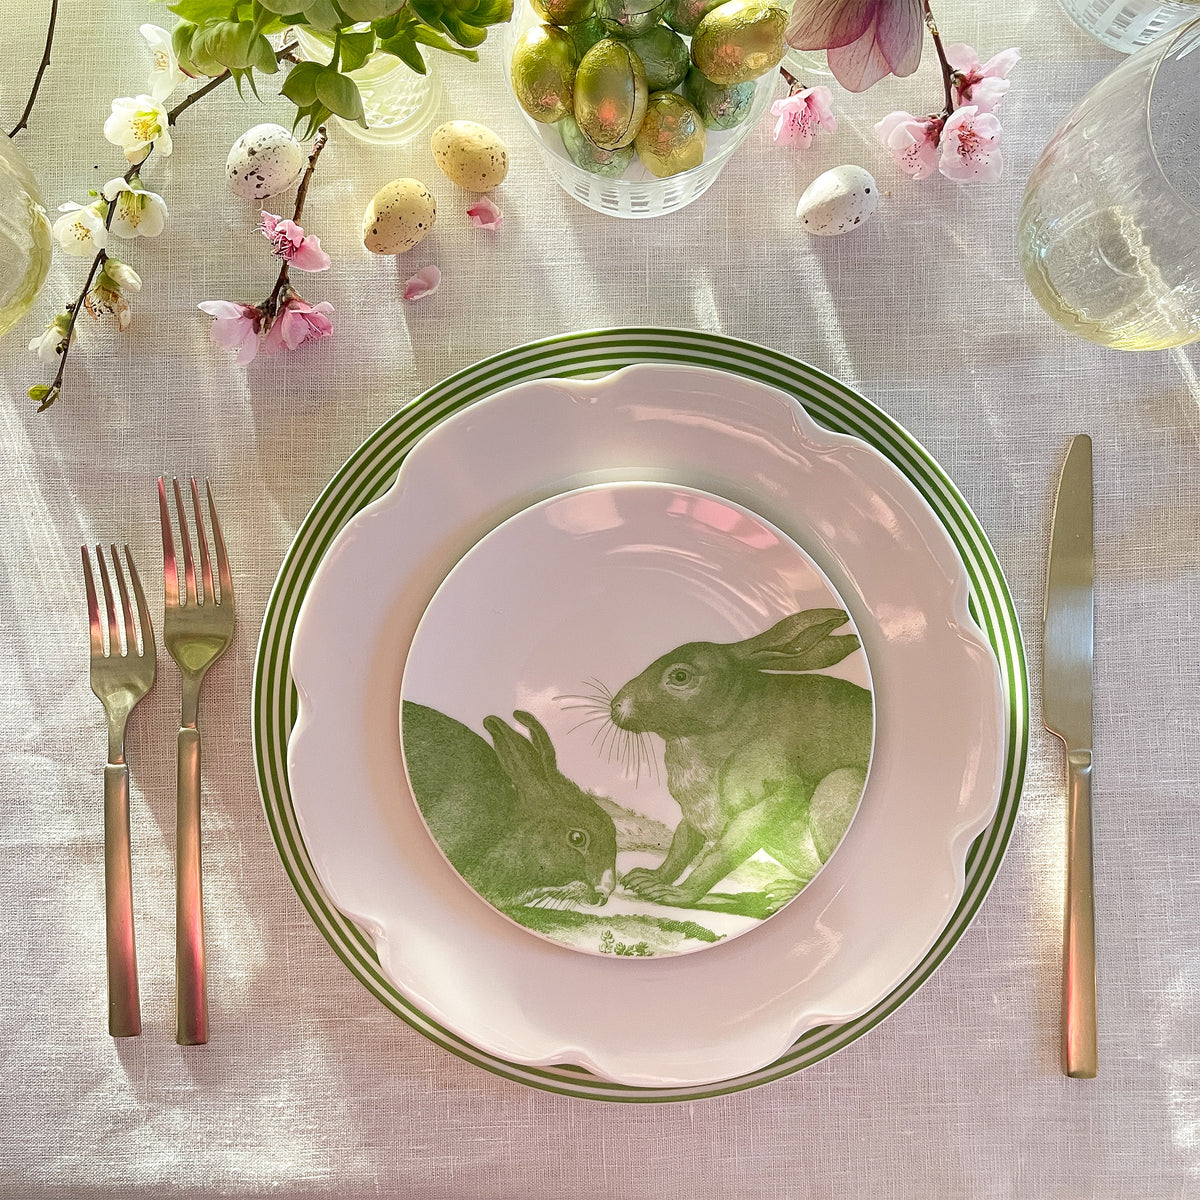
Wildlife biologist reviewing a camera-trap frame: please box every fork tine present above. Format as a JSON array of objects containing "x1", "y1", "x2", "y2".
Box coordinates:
[
  {"x1": 172, "y1": 477, "x2": 197, "y2": 606},
  {"x1": 190, "y1": 477, "x2": 214, "y2": 605},
  {"x1": 125, "y1": 546, "x2": 155, "y2": 658},
  {"x1": 158, "y1": 477, "x2": 179, "y2": 609},
  {"x1": 207, "y1": 480, "x2": 232, "y2": 604},
  {"x1": 95, "y1": 544, "x2": 121, "y2": 656},
  {"x1": 110, "y1": 544, "x2": 137, "y2": 657},
  {"x1": 82, "y1": 547, "x2": 104, "y2": 656}
]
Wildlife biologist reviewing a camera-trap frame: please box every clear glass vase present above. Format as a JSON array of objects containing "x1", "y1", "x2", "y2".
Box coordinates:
[
  {"x1": 1017, "y1": 19, "x2": 1200, "y2": 350},
  {"x1": 290, "y1": 27, "x2": 440, "y2": 146},
  {"x1": 0, "y1": 139, "x2": 52, "y2": 338}
]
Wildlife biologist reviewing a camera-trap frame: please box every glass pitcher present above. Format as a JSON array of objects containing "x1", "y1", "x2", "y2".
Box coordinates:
[{"x1": 0, "y1": 139, "x2": 52, "y2": 338}]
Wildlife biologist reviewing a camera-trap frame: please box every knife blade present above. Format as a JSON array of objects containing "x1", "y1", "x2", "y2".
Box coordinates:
[{"x1": 1043, "y1": 433, "x2": 1097, "y2": 1079}]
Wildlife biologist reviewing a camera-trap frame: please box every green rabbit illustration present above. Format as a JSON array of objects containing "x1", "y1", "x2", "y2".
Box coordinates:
[{"x1": 609, "y1": 609, "x2": 871, "y2": 910}]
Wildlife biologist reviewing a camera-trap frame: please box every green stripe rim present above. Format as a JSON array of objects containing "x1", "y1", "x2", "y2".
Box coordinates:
[{"x1": 252, "y1": 328, "x2": 1028, "y2": 1103}]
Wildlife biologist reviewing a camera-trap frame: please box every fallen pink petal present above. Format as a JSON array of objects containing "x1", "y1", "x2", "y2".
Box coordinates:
[
  {"x1": 467, "y1": 198, "x2": 503, "y2": 230},
  {"x1": 404, "y1": 265, "x2": 442, "y2": 301}
]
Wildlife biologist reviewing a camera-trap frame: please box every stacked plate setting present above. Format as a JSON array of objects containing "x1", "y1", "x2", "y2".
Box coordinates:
[{"x1": 254, "y1": 330, "x2": 1028, "y2": 1102}]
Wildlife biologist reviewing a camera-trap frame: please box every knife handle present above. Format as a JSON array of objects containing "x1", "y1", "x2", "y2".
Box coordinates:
[{"x1": 1063, "y1": 748, "x2": 1097, "y2": 1078}]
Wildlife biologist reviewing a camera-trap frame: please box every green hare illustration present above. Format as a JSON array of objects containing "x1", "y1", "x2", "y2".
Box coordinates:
[
  {"x1": 402, "y1": 701, "x2": 618, "y2": 910},
  {"x1": 609, "y1": 608, "x2": 872, "y2": 910}
]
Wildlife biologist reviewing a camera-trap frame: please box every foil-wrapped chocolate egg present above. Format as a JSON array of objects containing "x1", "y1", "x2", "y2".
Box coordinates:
[
  {"x1": 531, "y1": 0, "x2": 596, "y2": 23},
  {"x1": 567, "y1": 15, "x2": 607, "y2": 56},
  {"x1": 511, "y1": 24, "x2": 579, "y2": 124},
  {"x1": 682, "y1": 65, "x2": 754, "y2": 129},
  {"x1": 634, "y1": 92, "x2": 706, "y2": 177},
  {"x1": 595, "y1": 0, "x2": 667, "y2": 38},
  {"x1": 574, "y1": 39, "x2": 649, "y2": 150},
  {"x1": 691, "y1": 0, "x2": 787, "y2": 85},
  {"x1": 662, "y1": 0, "x2": 723, "y2": 35},
  {"x1": 626, "y1": 25, "x2": 690, "y2": 91},
  {"x1": 559, "y1": 115, "x2": 637, "y2": 176}
]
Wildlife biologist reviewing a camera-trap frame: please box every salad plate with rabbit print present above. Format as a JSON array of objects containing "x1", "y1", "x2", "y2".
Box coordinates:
[
  {"x1": 265, "y1": 333, "x2": 1026, "y2": 1097},
  {"x1": 400, "y1": 481, "x2": 874, "y2": 959}
]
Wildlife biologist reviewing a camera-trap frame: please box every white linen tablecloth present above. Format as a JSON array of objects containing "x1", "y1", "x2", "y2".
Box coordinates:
[{"x1": 1, "y1": 1, "x2": 1197, "y2": 1195}]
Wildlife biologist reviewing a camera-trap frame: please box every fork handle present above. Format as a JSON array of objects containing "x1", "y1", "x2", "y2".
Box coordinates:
[
  {"x1": 176, "y1": 727, "x2": 208, "y2": 1046},
  {"x1": 1063, "y1": 749, "x2": 1097, "y2": 1078},
  {"x1": 104, "y1": 764, "x2": 141, "y2": 1038}
]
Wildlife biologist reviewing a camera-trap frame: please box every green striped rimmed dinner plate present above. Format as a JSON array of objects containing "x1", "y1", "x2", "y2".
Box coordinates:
[{"x1": 252, "y1": 328, "x2": 1028, "y2": 1103}]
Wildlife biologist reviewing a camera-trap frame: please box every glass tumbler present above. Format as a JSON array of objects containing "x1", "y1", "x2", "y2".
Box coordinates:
[
  {"x1": 1058, "y1": 0, "x2": 1200, "y2": 53},
  {"x1": 1017, "y1": 19, "x2": 1200, "y2": 350}
]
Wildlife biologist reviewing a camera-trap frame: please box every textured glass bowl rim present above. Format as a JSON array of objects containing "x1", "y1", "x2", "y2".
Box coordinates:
[
  {"x1": 252, "y1": 327, "x2": 1028, "y2": 1103},
  {"x1": 1148, "y1": 17, "x2": 1200, "y2": 215},
  {"x1": 500, "y1": 5, "x2": 774, "y2": 194}
]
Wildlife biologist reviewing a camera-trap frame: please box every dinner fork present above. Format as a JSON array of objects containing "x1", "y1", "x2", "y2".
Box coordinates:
[
  {"x1": 158, "y1": 477, "x2": 235, "y2": 1046},
  {"x1": 83, "y1": 544, "x2": 155, "y2": 1038}
]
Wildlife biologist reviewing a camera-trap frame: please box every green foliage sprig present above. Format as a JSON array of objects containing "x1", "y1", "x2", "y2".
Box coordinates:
[{"x1": 160, "y1": 0, "x2": 513, "y2": 136}]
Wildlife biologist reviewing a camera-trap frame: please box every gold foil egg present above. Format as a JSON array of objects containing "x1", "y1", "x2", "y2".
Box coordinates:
[
  {"x1": 559, "y1": 115, "x2": 637, "y2": 176},
  {"x1": 531, "y1": 0, "x2": 595, "y2": 22},
  {"x1": 595, "y1": 0, "x2": 667, "y2": 38},
  {"x1": 574, "y1": 39, "x2": 649, "y2": 150},
  {"x1": 682, "y1": 65, "x2": 754, "y2": 129},
  {"x1": 691, "y1": 0, "x2": 787, "y2": 85},
  {"x1": 662, "y1": 0, "x2": 723, "y2": 36},
  {"x1": 634, "y1": 92, "x2": 707, "y2": 177},
  {"x1": 430, "y1": 121, "x2": 509, "y2": 192},
  {"x1": 362, "y1": 179, "x2": 436, "y2": 255},
  {"x1": 511, "y1": 24, "x2": 579, "y2": 124}
]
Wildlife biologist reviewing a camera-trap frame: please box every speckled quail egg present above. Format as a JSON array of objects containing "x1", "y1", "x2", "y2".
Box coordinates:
[
  {"x1": 226, "y1": 124, "x2": 307, "y2": 200},
  {"x1": 796, "y1": 165, "x2": 879, "y2": 236},
  {"x1": 362, "y1": 179, "x2": 437, "y2": 255},
  {"x1": 431, "y1": 122, "x2": 509, "y2": 192}
]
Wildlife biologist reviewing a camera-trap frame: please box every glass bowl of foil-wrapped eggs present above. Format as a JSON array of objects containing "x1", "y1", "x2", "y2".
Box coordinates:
[{"x1": 504, "y1": 0, "x2": 782, "y2": 218}]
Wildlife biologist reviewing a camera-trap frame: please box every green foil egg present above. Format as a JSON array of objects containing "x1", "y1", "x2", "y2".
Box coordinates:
[
  {"x1": 626, "y1": 25, "x2": 690, "y2": 91},
  {"x1": 595, "y1": 0, "x2": 667, "y2": 38},
  {"x1": 691, "y1": 0, "x2": 787, "y2": 85},
  {"x1": 567, "y1": 14, "x2": 607, "y2": 57},
  {"x1": 662, "y1": 0, "x2": 723, "y2": 36},
  {"x1": 574, "y1": 39, "x2": 649, "y2": 150},
  {"x1": 530, "y1": 0, "x2": 596, "y2": 22},
  {"x1": 634, "y1": 91, "x2": 707, "y2": 177},
  {"x1": 511, "y1": 24, "x2": 579, "y2": 124},
  {"x1": 558, "y1": 114, "x2": 637, "y2": 176},
  {"x1": 682, "y1": 65, "x2": 754, "y2": 128}
]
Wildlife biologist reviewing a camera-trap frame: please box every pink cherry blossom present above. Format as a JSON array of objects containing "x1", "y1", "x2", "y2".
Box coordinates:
[
  {"x1": 770, "y1": 85, "x2": 836, "y2": 147},
  {"x1": 938, "y1": 105, "x2": 1003, "y2": 182},
  {"x1": 197, "y1": 300, "x2": 262, "y2": 365},
  {"x1": 946, "y1": 44, "x2": 1021, "y2": 112},
  {"x1": 262, "y1": 293, "x2": 334, "y2": 353},
  {"x1": 467, "y1": 197, "x2": 503, "y2": 230},
  {"x1": 787, "y1": 0, "x2": 923, "y2": 93},
  {"x1": 260, "y1": 212, "x2": 331, "y2": 272},
  {"x1": 874, "y1": 110, "x2": 941, "y2": 180},
  {"x1": 403, "y1": 265, "x2": 441, "y2": 301}
]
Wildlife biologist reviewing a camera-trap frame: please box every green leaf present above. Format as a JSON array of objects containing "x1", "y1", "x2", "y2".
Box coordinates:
[
  {"x1": 291, "y1": 100, "x2": 333, "y2": 139},
  {"x1": 211, "y1": 19, "x2": 259, "y2": 68},
  {"x1": 188, "y1": 22, "x2": 234, "y2": 74},
  {"x1": 377, "y1": 30, "x2": 428, "y2": 73},
  {"x1": 314, "y1": 66, "x2": 365, "y2": 120},
  {"x1": 256, "y1": 0, "x2": 305, "y2": 12},
  {"x1": 442, "y1": 17, "x2": 488, "y2": 47},
  {"x1": 301, "y1": 0, "x2": 341, "y2": 28},
  {"x1": 168, "y1": 0, "x2": 245, "y2": 20},
  {"x1": 338, "y1": 29, "x2": 376, "y2": 72},
  {"x1": 372, "y1": 13, "x2": 402, "y2": 37},
  {"x1": 251, "y1": 33, "x2": 279, "y2": 72},
  {"x1": 280, "y1": 58, "x2": 322, "y2": 105},
  {"x1": 338, "y1": 0, "x2": 404, "y2": 18},
  {"x1": 411, "y1": 24, "x2": 478, "y2": 59},
  {"x1": 27, "y1": 384, "x2": 51, "y2": 403}
]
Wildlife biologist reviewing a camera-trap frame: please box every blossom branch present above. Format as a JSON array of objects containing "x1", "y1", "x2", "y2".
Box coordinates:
[
  {"x1": 263, "y1": 125, "x2": 329, "y2": 323},
  {"x1": 7, "y1": 0, "x2": 58, "y2": 139},
  {"x1": 923, "y1": 0, "x2": 956, "y2": 119}
]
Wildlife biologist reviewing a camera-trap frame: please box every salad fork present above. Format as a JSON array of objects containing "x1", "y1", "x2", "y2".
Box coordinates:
[
  {"x1": 83, "y1": 543, "x2": 156, "y2": 1038},
  {"x1": 158, "y1": 477, "x2": 235, "y2": 1046}
]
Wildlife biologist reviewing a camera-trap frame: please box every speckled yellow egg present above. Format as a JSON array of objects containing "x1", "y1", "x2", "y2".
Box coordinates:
[
  {"x1": 691, "y1": 0, "x2": 787, "y2": 85},
  {"x1": 362, "y1": 179, "x2": 436, "y2": 255},
  {"x1": 634, "y1": 92, "x2": 706, "y2": 176},
  {"x1": 430, "y1": 122, "x2": 509, "y2": 192}
]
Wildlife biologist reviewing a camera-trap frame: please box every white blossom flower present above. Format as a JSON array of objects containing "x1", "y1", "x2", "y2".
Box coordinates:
[
  {"x1": 53, "y1": 201, "x2": 107, "y2": 256},
  {"x1": 103, "y1": 95, "x2": 172, "y2": 165},
  {"x1": 102, "y1": 176, "x2": 168, "y2": 238},
  {"x1": 28, "y1": 312, "x2": 74, "y2": 364},
  {"x1": 102, "y1": 259, "x2": 142, "y2": 292},
  {"x1": 140, "y1": 24, "x2": 186, "y2": 101}
]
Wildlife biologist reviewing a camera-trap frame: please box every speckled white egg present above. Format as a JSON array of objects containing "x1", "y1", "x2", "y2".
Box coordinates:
[
  {"x1": 362, "y1": 179, "x2": 437, "y2": 255},
  {"x1": 430, "y1": 121, "x2": 509, "y2": 192},
  {"x1": 796, "y1": 165, "x2": 878, "y2": 237},
  {"x1": 226, "y1": 124, "x2": 307, "y2": 201}
]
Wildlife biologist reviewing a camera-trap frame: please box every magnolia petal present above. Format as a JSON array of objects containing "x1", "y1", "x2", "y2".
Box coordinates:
[
  {"x1": 786, "y1": 0, "x2": 875, "y2": 51},
  {"x1": 876, "y1": 0, "x2": 923, "y2": 76},
  {"x1": 403, "y1": 265, "x2": 441, "y2": 301},
  {"x1": 826, "y1": 26, "x2": 892, "y2": 92},
  {"x1": 467, "y1": 197, "x2": 503, "y2": 230}
]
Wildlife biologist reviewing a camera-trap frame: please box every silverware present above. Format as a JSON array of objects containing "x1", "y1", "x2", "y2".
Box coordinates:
[
  {"x1": 1043, "y1": 434, "x2": 1097, "y2": 1079},
  {"x1": 158, "y1": 477, "x2": 235, "y2": 1046},
  {"x1": 83, "y1": 544, "x2": 156, "y2": 1038}
]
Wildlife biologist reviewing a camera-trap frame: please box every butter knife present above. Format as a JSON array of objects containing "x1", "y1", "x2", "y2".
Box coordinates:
[{"x1": 1043, "y1": 433, "x2": 1097, "y2": 1079}]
